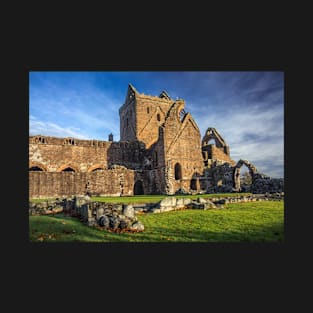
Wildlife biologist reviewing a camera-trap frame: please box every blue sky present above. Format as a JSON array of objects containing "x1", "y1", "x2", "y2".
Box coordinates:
[{"x1": 29, "y1": 71, "x2": 284, "y2": 178}]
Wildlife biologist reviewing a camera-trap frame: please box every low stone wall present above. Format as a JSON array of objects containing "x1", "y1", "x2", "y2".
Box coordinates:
[
  {"x1": 29, "y1": 198, "x2": 70, "y2": 215},
  {"x1": 148, "y1": 193, "x2": 284, "y2": 213},
  {"x1": 29, "y1": 196, "x2": 144, "y2": 232}
]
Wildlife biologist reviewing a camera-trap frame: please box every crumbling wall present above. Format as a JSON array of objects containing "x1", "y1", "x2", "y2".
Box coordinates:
[
  {"x1": 202, "y1": 127, "x2": 235, "y2": 166},
  {"x1": 251, "y1": 173, "x2": 284, "y2": 193},
  {"x1": 203, "y1": 161, "x2": 284, "y2": 194},
  {"x1": 204, "y1": 163, "x2": 234, "y2": 193},
  {"x1": 205, "y1": 145, "x2": 236, "y2": 166}
]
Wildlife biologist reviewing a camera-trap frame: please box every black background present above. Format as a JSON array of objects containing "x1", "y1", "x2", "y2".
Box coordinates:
[{"x1": 2, "y1": 4, "x2": 306, "y2": 311}]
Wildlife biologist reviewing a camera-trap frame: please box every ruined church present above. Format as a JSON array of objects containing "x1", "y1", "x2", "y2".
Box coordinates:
[{"x1": 29, "y1": 84, "x2": 283, "y2": 198}]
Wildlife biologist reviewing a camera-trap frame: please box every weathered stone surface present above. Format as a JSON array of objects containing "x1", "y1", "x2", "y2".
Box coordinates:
[
  {"x1": 158, "y1": 197, "x2": 177, "y2": 207},
  {"x1": 99, "y1": 215, "x2": 110, "y2": 228},
  {"x1": 131, "y1": 222, "x2": 145, "y2": 231},
  {"x1": 176, "y1": 198, "x2": 191, "y2": 207},
  {"x1": 197, "y1": 197, "x2": 207, "y2": 204},
  {"x1": 122, "y1": 205, "x2": 135, "y2": 219}
]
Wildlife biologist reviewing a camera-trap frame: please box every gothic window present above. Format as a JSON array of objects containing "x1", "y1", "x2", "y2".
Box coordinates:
[
  {"x1": 174, "y1": 163, "x2": 182, "y2": 180},
  {"x1": 157, "y1": 113, "x2": 161, "y2": 121},
  {"x1": 62, "y1": 167, "x2": 75, "y2": 172},
  {"x1": 153, "y1": 151, "x2": 158, "y2": 167},
  {"x1": 29, "y1": 166, "x2": 43, "y2": 171},
  {"x1": 63, "y1": 138, "x2": 75, "y2": 145},
  {"x1": 190, "y1": 179, "x2": 197, "y2": 190},
  {"x1": 134, "y1": 180, "x2": 144, "y2": 195},
  {"x1": 35, "y1": 136, "x2": 47, "y2": 144},
  {"x1": 92, "y1": 167, "x2": 104, "y2": 172}
]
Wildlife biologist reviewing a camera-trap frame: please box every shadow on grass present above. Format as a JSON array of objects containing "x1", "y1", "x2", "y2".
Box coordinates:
[{"x1": 29, "y1": 214, "x2": 283, "y2": 243}]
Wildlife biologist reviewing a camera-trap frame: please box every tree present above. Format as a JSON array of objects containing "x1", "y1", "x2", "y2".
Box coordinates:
[{"x1": 240, "y1": 171, "x2": 252, "y2": 185}]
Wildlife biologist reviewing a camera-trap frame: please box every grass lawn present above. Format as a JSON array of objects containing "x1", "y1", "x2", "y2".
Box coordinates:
[{"x1": 29, "y1": 200, "x2": 284, "y2": 242}]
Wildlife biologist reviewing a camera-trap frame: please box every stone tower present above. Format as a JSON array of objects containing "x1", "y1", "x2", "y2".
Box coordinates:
[
  {"x1": 118, "y1": 84, "x2": 204, "y2": 194},
  {"x1": 119, "y1": 84, "x2": 174, "y2": 148}
]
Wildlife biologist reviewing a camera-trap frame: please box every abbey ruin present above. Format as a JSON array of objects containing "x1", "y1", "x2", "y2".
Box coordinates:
[{"x1": 29, "y1": 84, "x2": 283, "y2": 198}]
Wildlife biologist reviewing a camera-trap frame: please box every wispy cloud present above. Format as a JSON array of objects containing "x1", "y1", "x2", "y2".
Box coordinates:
[
  {"x1": 195, "y1": 103, "x2": 284, "y2": 178},
  {"x1": 29, "y1": 116, "x2": 89, "y2": 139}
]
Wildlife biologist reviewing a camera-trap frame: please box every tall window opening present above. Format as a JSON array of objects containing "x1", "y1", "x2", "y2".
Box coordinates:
[{"x1": 174, "y1": 163, "x2": 182, "y2": 180}]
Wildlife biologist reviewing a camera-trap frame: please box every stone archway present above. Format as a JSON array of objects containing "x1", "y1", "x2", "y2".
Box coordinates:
[
  {"x1": 87, "y1": 164, "x2": 105, "y2": 172},
  {"x1": 134, "y1": 180, "x2": 144, "y2": 195},
  {"x1": 57, "y1": 164, "x2": 79, "y2": 172},
  {"x1": 233, "y1": 159, "x2": 258, "y2": 191},
  {"x1": 29, "y1": 166, "x2": 44, "y2": 171},
  {"x1": 29, "y1": 162, "x2": 47, "y2": 171}
]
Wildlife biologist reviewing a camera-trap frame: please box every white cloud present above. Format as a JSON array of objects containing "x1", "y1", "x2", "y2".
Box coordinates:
[
  {"x1": 195, "y1": 103, "x2": 284, "y2": 178},
  {"x1": 29, "y1": 119, "x2": 90, "y2": 139}
]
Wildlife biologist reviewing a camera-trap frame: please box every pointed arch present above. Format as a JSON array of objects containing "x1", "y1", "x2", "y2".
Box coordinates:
[
  {"x1": 202, "y1": 127, "x2": 227, "y2": 148},
  {"x1": 134, "y1": 180, "x2": 144, "y2": 195},
  {"x1": 33, "y1": 135, "x2": 48, "y2": 144},
  {"x1": 87, "y1": 164, "x2": 105, "y2": 172},
  {"x1": 57, "y1": 164, "x2": 79, "y2": 172},
  {"x1": 29, "y1": 162, "x2": 47, "y2": 171},
  {"x1": 233, "y1": 159, "x2": 258, "y2": 191},
  {"x1": 174, "y1": 163, "x2": 182, "y2": 180},
  {"x1": 153, "y1": 150, "x2": 158, "y2": 167}
]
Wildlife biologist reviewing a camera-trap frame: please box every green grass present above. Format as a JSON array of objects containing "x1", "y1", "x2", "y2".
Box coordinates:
[
  {"x1": 29, "y1": 200, "x2": 284, "y2": 242},
  {"x1": 29, "y1": 193, "x2": 252, "y2": 204}
]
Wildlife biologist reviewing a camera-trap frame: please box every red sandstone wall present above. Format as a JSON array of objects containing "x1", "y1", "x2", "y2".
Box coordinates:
[
  {"x1": 119, "y1": 97, "x2": 137, "y2": 142},
  {"x1": 162, "y1": 103, "x2": 204, "y2": 193},
  {"x1": 29, "y1": 169, "x2": 135, "y2": 198},
  {"x1": 210, "y1": 145, "x2": 236, "y2": 165},
  {"x1": 29, "y1": 137, "x2": 146, "y2": 172},
  {"x1": 135, "y1": 94, "x2": 173, "y2": 148},
  {"x1": 29, "y1": 138, "x2": 111, "y2": 172}
]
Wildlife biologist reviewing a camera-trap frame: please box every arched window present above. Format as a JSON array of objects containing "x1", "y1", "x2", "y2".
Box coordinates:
[
  {"x1": 174, "y1": 163, "x2": 182, "y2": 180},
  {"x1": 62, "y1": 167, "x2": 75, "y2": 172},
  {"x1": 207, "y1": 139, "x2": 216, "y2": 145},
  {"x1": 39, "y1": 137, "x2": 46, "y2": 144},
  {"x1": 190, "y1": 179, "x2": 197, "y2": 190},
  {"x1": 92, "y1": 167, "x2": 104, "y2": 172},
  {"x1": 157, "y1": 113, "x2": 161, "y2": 121},
  {"x1": 29, "y1": 166, "x2": 43, "y2": 171},
  {"x1": 34, "y1": 136, "x2": 47, "y2": 144},
  {"x1": 233, "y1": 160, "x2": 256, "y2": 191},
  {"x1": 147, "y1": 107, "x2": 150, "y2": 114},
  {"x1": 134, "y1": 180, "x2": 144, "y2": 195},
  {"x1": 153, "y1": 151, "x2": 158, "y2": 167}
]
